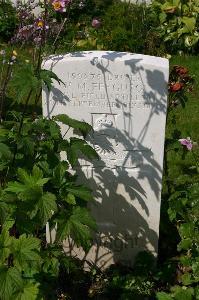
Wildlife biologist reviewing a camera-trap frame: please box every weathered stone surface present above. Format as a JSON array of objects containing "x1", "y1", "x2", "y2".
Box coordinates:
[{"x1": 42, "y1": 51, "x2": 169, "y2": 269}]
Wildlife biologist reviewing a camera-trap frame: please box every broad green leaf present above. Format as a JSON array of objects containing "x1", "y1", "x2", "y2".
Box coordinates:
[
  {"x1": 18, "y1": 166, "x2": 49, "y2": 187},
  {"x1": 40, "y1": 69, "x2": 64, "y2": 91},
  {"x1": 0, "y1": 266, "x2": 23, "y2": 300},
  {"x1": 181, "y1": 273, "x2": 193, "y2": 286},
  {"x1": 6, "y1": 181, "x2": 27, "y2": 194},
  {"x1": 11, "y1": 64, "x2": 39, "y2": 103},
  {"x1": 36, "y1": 192, "x2": 57, "y2": 225},
  {"x1": 179, "y1": 223, "x2": 195, "y2": 239},
  {"x1": 181, "y1": 17, "x2": 196, "y2": 32},
  {"x1": 53, "y1": 114, "x2": 92, "y2": 136},
  {"x1": 56, "y1": 207, "x2": 96, "y2": 249},
  {"x1": 173, "y1": 286, "x2": 194, "y2": 300},
  {"x1": 12, "y1": 234, "x2": 41, "y2": 270},
  {"x1": 0, "y1": 228, "x2": 13, "y2": 262},
  {"x1": 178, "y1": 238, "x2": 192, "y2": 251},
  {"x1": 3, "y1": 219, "x2": 15, "y2": 231},
  {"x1": 65, "y1": 185, "x2": 93, "y2": 201},
  {"x1": 42, "y1": 257, "x2": 59, "y2": 277},
  {"x1": 71, "y1": 138, "x2": 99, "y2": 160},
  {"x1": 52, "y1": 162, "x2": 68, "y2": 187},
  {"x1": 14, "y1": 283, "x2": 40, "y2": 300},
  {"x1": 67, "y1": 138, "x2": 98, "y2": 166},
  {"x1": 156, "y1": 292, "x2": 173, "y2": 300}
]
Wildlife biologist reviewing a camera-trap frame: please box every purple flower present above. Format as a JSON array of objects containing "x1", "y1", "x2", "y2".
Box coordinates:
[
  {"x1": 92, "y1": 18, "x2": 101, "y2": 29},
  {"x1": 179, "y1": 137, "x2": 193, "y2": 151},
  {"x1": 34, "y1": 19, "x2": 49, "y2": 30}
]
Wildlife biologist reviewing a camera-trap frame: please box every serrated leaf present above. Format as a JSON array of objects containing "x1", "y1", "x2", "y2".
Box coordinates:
[
  {"x1": 70, "y1": 138, "x2": 99, "y2": 160},
  {"x1": 14, "y1": 283, "x2": 40, "y2": 300},
  {"x1": 42, "y1": 257, "x2": 59, "y2": 277},
  {"x1": 54, "y1": 114, "x2": 92, "y2": 136},
  {"x1": 67, "y1": 138, "x2": 98, "y2": 166},
  {"x1": 12, "y1": 234, "x2": 41, "y2": 270},
  {"x1": 40, "y1": 69, "x2": 64, "y2": 91},
  {"x1": 11, "y1": 64, "x2": 39, "y2": 103},
  {"x1": 56, "y1": 207, "x2": 96, "y2": 249},
  {"x1": 0, "y1": 266, "x2": 23, "y2": 300},
  {"x1": 0, "y1": 228, "x2": 13, "y2": 263},
  {"x1": 65, "y1": 185, "x2": 93, "y2": 201},
  {"x1": 6, "y1": 181, "x2": 27, "y2": 194},
  {"x1": 52, "y1": 162, "x2": 68, "y2": 187},
  {"x1": 36, "y1": 192, "x2": 57, "y2": 225}
]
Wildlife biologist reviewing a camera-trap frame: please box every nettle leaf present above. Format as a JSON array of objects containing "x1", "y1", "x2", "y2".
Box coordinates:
[
  {"x1": 67, "y1": 138, "x2": 98, "y2": 166},
  {"x1": 65, "y1": 185, "x2": 93, "y2": 201},
  {"x1": 52, "y1": 162, "x2": 69, "y2": 187},
  {"x1": 53, "y1": 114, "x2": 93, "y2": 136},
  {"x1": 56, "y1": 206, "x2": 96, "y2": 249},
  {"x1": 6, "y1": 181, "x2": 27, "y2": 194},
  {"x1": 14, "y1": 282, "x2": 40, "y2": 300},
  {"x1": 35, "y1": 192, "x2": 57, "y2": 225},
  {"x1": 11, "y1": 64, "x2": 40, "y2": 103},
  {"x1": 0, "y1": 266, "x2": 23, "y2": 300},
  {"x1": 0, "y1": 228, "x2": 13, "y2": 263},
  {"x1": 42, "y1": 256, "x2": 60, "y2": 277},
  {"x1": 12, "y1": 234, "x2": 41, "y2": 270},
  {"x1": 40, "y1": 69, "x2": 64, "y2": 91},
  {"x1": 6, "y1": 166, "x2": 49, "y2": 200},
  {"x1": 49, "y1": 120, "x2": 62, "y2": 139}
]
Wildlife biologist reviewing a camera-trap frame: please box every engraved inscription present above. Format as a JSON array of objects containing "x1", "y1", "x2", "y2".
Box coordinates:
[{"x1": 53, "y1": 71, "x2": 151, "y2": 109}]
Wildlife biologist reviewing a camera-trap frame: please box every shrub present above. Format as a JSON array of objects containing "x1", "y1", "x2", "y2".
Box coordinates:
[
  {"x1": 152, "y1": 0, "x2": 199, "y2": 53},
  {"x1": 0, "y1": 0, "x2": 18, "y2": 42}
]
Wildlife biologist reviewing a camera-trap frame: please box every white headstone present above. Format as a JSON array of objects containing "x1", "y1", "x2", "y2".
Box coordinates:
[{"x1": 42, "y1": 51, "x2": 169, "y2": 269}]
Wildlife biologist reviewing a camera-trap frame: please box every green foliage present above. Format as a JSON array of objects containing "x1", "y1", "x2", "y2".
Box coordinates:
[
  {"x1": 152, "y1": 0, "x2": 199, "y2": 53},
  {"x1": 0, "y1": 48, "x2": 98, "y2": 298},
  {"x1": 10, "y1": 64, "x2": 64, "y2": 104},
  {"x1": 0, "y1": 0, "x2": 17, "y2": 42},
  {"x1": 58, "y1": 0, "x2": 163, "y2": 55},
  {"x1": 155, "y1": 63, "x2": 199, "y2": 300},
  {"x1": 0, "y1": 107, "x2": 98, "y2": 298}
]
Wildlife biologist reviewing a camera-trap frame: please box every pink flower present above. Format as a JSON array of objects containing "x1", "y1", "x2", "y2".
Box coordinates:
[
  {"x1": 92, "y1": 18, "x2": 101, "y2": 29},
  {"x1": 52, "y1": 0, "x2": 70, "y2": 12},
  {"x1": 179, "y1": 137, "x2": 193, "y2": 151}
]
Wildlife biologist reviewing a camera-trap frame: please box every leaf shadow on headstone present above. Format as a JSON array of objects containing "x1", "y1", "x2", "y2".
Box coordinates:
[{"x1": 43, "y1": 51, "x2": 168, "y2": 270}]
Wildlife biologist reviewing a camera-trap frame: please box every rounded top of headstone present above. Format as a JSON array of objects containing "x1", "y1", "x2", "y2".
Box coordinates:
[{"x1": 43, "y1": 51, "x2": 168, "y2": 69}]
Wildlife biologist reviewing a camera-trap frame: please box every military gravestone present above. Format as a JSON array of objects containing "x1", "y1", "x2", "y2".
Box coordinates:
[{"x1": 42, "y1": 51, "x2": 169, "y2": 269}]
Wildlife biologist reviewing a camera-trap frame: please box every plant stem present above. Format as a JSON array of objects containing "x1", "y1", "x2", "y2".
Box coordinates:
[
  {"x1": 11, "y1": 89, "x2": 33, "y2": 167},
  {"x1": 0, "y1": 62, "x2": 12, "y2": 121}
]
